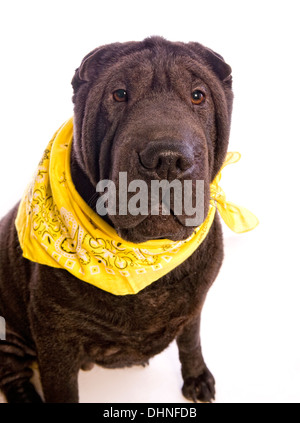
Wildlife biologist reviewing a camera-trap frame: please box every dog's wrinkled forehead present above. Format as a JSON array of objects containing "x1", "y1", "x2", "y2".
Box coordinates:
[
  {"x1": 72, "y1": 37, "x2": 232, "y2": 93},
  {"x1": 101, "y1": 54, "x2": 207, "y2": 99},
  {"x1": 93, "y1": 56, "x2": 205, "y2": 111}
]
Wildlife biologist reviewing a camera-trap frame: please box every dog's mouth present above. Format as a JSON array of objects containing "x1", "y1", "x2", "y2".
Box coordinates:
[
  {"x1": 109, "y1": 197, "x2": 204, "y2": 243},
  {"x1": 94, "y1": 174, "x2": 208, "y2": 243},
  {"x1": 115, "y1": 211, "x2": 196, "y2": 243},
  {"x1": 88, "y1": 189, "x2": 197, "y2": 243}
]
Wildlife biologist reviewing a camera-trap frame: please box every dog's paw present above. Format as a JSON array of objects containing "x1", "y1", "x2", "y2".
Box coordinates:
[
  {"x1": 182, "y1": 367, "x2": 215, "y2": 403},
  {"x1": 3, "y1": 380, "x2": 43, "y2": 403}
]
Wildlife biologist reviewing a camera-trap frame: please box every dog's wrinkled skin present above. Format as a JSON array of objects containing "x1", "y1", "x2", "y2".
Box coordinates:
[{"x1": 0, "y1": 37, "x2": 233, "y2": 403}]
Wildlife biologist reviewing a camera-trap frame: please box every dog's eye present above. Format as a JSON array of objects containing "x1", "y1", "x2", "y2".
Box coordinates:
[
  {"x1": 113, "y1": 89, "x2": 128, "y2": 102},
  {"x1": 191, "y1": 90, "x2": 205, "y2": 105}
]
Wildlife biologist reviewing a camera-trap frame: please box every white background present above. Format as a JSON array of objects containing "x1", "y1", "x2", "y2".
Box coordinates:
[{"x1": 0, "y1": 0, "x2": 300, "y2": 403}]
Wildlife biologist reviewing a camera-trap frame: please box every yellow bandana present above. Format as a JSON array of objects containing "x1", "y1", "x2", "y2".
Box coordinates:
[{"x1": 15, "y1": 118, "x2": 258, "y2": 295}]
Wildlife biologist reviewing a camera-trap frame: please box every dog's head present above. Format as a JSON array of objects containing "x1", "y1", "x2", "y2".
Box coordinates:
[{"x1": 71, "y1": 37, "x2": 233, "y2": 243}]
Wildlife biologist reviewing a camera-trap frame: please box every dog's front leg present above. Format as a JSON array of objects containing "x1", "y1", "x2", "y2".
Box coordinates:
[
  {"x1": 176, "y1": 313, "x2": 215, "y2": 403},
  {"x1": 34, "y1": 332, "x2": 81, "y2": 403}
]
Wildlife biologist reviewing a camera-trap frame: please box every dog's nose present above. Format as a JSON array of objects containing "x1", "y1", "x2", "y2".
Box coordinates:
[{"x1": 139, "y1": 141, "x2": 194, "y2": 179}]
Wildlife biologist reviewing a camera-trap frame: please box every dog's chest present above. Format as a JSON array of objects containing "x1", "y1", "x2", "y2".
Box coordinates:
[{"x1": 79, "y1": 282, "x2": 199, "y2": 367}]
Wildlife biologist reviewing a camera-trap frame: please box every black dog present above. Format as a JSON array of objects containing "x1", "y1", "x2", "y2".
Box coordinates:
[{"x1": 0, "y1": 36, "x2": 233, "y2": 403}]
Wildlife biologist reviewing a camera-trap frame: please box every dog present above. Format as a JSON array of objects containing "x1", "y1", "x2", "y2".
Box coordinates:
[{"x1": 0, "y1": 36, "x2": 233, "y2": 403}]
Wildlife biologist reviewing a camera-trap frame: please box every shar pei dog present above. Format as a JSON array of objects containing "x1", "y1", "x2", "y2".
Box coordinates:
[{"x1": 0, "y1": 36, "x2": 234, "y2": 403}]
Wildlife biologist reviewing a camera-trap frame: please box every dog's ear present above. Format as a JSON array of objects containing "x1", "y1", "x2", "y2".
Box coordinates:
[
  {"x1": 187, "y1": 42, "x2": 232, "y2": 84},
  {"x1": 73, "y1": 48, "x2": 101, "y2": 86},
  {"x1": 203, "y1": 48, "x2": 232, "y2": 83},
  {"x1": 71, "y1": 42, "x2": 139, "y2": 95},
  {"x1": 71, "y1": 45, "x2": 116, "y2": 93}
]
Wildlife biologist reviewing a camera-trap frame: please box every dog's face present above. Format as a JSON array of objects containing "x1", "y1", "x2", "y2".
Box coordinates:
[{"x1": 71, "y1": 37, "x2": 233, "y2": 243}]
